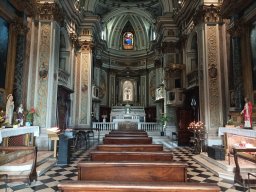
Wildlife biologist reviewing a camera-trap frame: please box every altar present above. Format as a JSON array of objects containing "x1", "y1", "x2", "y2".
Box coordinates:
[
  {"x1": 110, "y1": 105, "x2": 145, "y2": 122},
  {"x1": 0, "y1": 126, "x2": 40, "y2": 146}
]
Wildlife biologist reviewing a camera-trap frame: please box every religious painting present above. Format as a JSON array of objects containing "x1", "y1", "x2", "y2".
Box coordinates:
[
  {"x1": 123, "y1": 32, "x2": 134, "y2": 50},
  {"x1": 0, "y1": 17, "x2": 9, "y2": 88},
  {"x1": 122, "y1": 80, "x2": 134, "y2": 102}
]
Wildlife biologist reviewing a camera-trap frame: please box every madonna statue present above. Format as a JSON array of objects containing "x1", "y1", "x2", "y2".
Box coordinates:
[{"x1": 6, "y1": 94, "x2": 14, "y2": 125}]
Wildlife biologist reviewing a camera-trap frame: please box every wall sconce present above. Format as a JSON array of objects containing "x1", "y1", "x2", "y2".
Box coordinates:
[{"x1": 39, "y1": 62, "x2": 48, "y2": 79}]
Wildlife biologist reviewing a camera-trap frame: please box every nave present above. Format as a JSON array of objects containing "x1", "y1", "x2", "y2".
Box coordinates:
[{"x1": 1, "y1": 139, "x2": 255, "y2": 192}]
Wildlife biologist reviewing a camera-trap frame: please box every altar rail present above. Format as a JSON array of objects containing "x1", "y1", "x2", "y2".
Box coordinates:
[{"x1": 93, "y1": 122, "x2": 160, "y2": 132}]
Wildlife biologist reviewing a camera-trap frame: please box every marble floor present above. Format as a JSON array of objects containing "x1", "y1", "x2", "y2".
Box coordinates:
[{"x1": 1, "y1": 139, "x2": 255, "y2": 192}]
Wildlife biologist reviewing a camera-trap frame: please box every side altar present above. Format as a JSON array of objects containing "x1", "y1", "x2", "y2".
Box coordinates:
[{"x1": 110, "y1": 105, "x2": 145, "y2": 122}]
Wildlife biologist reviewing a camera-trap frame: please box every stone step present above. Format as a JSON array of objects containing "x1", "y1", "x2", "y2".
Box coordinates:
[
  {"x1": 193, "y1": 153, "x2": 234, "y2": 181},
  {"x1": 35, "y1": 151, "x2": 57, "y2": 176}
]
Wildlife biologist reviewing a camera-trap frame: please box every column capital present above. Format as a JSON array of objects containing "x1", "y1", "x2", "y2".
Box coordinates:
[
  {"x1": 79, "y1": 40, "x2": 94, "y2": 52},
  {"x1": 227, "y1": 18, "x2": 243, "y2": 37},
  {"x1": 193, "y1": 4, "x2": 222, "y2": 25},
  {"x1": 11, "y1": 17, "x2": 29, "y2": 35},
  {"x1": 36, "y1": 2, "x2": 64, "y2": 24}
]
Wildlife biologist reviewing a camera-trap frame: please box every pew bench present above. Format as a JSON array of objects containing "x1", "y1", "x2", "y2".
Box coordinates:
[
  {"x1": 58, "y1": 180, "x2": 221, "y2": 192},
  {"x1": 78, "y1": 161, "x2": 187, "y2": 182},
  {"x1": 233, "y1": 147, "x2": 256, "y2": 189},
  {"x1": 90, "y1": 151, "x2": 173, "y2": 161},
  {"x1": 105, "y1": 134, "x2": 148, "y2": 137},
  {"x1": 96, "y1": 144, "x2": 163, "y2": 152},
  {"x1": 103, "y1": 137, "x2": 152, "y2": 144},
  {"x1": 0, "y1": 146, "x2": 37, "y2": 185},
  {"x1": 109, "y1": 130, "x2": 147, "y2": 135}
]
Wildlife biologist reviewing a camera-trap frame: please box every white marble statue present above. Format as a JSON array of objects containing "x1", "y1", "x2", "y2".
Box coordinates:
[{"x1": 6, "y1": 94, "x2": 14, "y2": 125}]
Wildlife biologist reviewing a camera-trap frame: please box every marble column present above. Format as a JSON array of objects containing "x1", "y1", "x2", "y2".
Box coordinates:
[
  {"x1": 13, "y1": 20, "x2": 28, "y2": 106},
  {"x1": 229, "y1": 17, "x2": 243, "y2": 110}
]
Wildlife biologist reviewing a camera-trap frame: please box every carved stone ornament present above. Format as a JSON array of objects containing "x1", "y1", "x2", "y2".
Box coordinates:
[
  {"x1": 39, "y1": 62, "x2": 48, "y2": 79},
  {"x1": 193, "y1": 4, "x2": 222, "y2": 25},
  {"x1": 37, "y1": 2, "x2": 64, "y2": 23},
  {"x1": 209, "y1": 65, "x2": 217, "y2": 78},
  {"x1": 81, "y1": 84, "x2": 88, "y2": 92}
]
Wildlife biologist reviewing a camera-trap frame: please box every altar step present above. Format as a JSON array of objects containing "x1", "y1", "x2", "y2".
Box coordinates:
[{"x1": 36, "y1": 151, "x2": 57, "y2": 176}]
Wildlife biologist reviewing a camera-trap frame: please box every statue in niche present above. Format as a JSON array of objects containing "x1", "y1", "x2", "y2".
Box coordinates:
[{"x1": 17, "y1": 104, "x2": 24, "y2": 126}]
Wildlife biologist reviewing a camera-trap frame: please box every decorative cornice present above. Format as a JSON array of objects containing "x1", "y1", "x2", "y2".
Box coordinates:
[
  {"x1": 193, "y1": 4, "x2": 222, "y2": 25},
  {"x1": 9, "y1": 0, "x2": 37, "y2": 17},
  {"x1": 36, "y1": 2, "x2": 64, "y2": 24},
  {"x1": 165, "y1": 63, "x2": 185, "y2": 72}
]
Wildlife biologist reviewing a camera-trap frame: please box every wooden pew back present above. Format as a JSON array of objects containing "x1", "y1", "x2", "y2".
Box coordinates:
[
  {"x1": 103, "y1": 137, "x2": 152, "y2": 144},
  {"x1": 78, "y1": 162, "x2": 187, "y2": 182},
  {"x1": 90, "y1": 151, "x2": 173, "y2": 161},
  {"x1": 96, "y1": 144, "x2": 163, "y2": 152},
  {"x1": 58, "y1": 181, "x2": 221, "y2": 192},
  {"x1": 105, "y1": 134, "x2": 148, "y2": 137}
]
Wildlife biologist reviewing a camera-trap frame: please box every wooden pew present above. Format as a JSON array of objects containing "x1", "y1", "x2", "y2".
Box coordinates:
[
  {"x1": 103, "y1": 137, "x2": 152, "y2": 144},
  {"x1": 78, "y1": 162, "x2": 187, "y2": 182},
  {"x1": 90, "y1": 151, "x2": 173, "y2": 161},
  {"x1": 58, "y1": 181, "x2": 221, "y2": 192},
  {"x1": 96, "y1": 144, "x2": 163, "y2": 152},
  {"x1": 105, "y1": 134, "x2": 148, "y2": 137},
  {"x1": 109, "y1": 130, "x2": 147, "y2": 135}
]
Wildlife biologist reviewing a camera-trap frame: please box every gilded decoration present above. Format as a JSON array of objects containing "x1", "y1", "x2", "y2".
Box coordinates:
[
  {"x1": 12, "y1": 18, "x2": 29, "y2": 35},
  {"x1": 99, "y1": 73, "x2": 106, "y2": 99},
  {"x1": 36, "y1": 23, "x2": 51, "y2": 127},
  {"x1": 149, "y1": 71, "x2": 156, "y2": 101},
  {"x1": 207, "y1": 25, "x2": 220, "y2": 127},
  {"x1": 80, "y1": 51, "x2": 89, "y2": 124},
  {"x1": 227, "y1": 19, "x2": 243, "y2": 37},
  {"x1": 37, "y1": 2, "x2": 64, "y2": 23},
  {"x1": 193, "y1": 4, "x2": 222, "y2": 25}
]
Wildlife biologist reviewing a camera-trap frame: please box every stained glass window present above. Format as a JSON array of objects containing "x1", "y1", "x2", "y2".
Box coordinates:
[{"x1": 123, "y1": 32, "x2": 133, "y2": 50}]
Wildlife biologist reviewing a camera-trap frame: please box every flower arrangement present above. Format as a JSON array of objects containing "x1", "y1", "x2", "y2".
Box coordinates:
[
  {"x1": 188, "y1": 121, "x2": 204, "y2": 133},
  {"x1": 0, "y1": 110, "x2": 6, "y2": 128},
  {"x1": 26, "y1": 107, "x2": 38, "y2": 124}
]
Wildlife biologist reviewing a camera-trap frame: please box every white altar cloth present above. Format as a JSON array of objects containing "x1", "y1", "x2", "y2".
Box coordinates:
[
  {"x1": 218, "y1": 127, "x2": 256, "y2": 138},
  {"x1": 0, "y1": 126, "x2": 40, "y2": 143}
]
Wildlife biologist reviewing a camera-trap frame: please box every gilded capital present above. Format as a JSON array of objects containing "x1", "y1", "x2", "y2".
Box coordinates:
[
  {"x1": 79, "y1": 40, "x2": 94, "y2": 52},
  {"x1": 193, "y1": 4, "x2": 222, "y2": 25},
  {"x1": 36, "y1": 2, "x2": 64, "y2": 24}
]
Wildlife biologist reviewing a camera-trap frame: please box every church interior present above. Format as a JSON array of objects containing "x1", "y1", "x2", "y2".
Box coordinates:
[{"x1": 0, "y1": 0, "x2": 256, "y2": 191}]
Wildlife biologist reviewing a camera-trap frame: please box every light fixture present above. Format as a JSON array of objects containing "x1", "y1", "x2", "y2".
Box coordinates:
[{"x1": 178, "y1": 0, "x2": 182, "y2": 4}]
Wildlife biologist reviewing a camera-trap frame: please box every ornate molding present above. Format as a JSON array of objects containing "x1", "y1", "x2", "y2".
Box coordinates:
[
  {"x1": 165, "y1": 63, "x2": 185, "y2": 72},
  {"x1": 193, "y1": 4, "x2": 222, "y2": 25},
  {"x1": 9, "y1": 0, "x2": 37, "y2": 16},
  {"x1": 79, "y1": 40, "x2": 94, "y2": 53},
  {"x1": 227, "y1": 18, "x2": 243, "y2": 37},
  {"x1": 12, "y1": 17, "x2": 29, "y2": 35},
  {"x1": 36, "y1": 2, "x2": 64, "y2": 24}
]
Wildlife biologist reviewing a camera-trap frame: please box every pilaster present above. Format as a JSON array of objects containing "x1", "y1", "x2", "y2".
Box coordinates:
[
  {"x1": 27, "y1": 2, "x2": 62, "y2": 149},
  {"x1": 194, "y1": 4, "x2": 225, "y2": 142},
  {"x1": 74, "y1": 40, "x2": 93, "y2": 126}
]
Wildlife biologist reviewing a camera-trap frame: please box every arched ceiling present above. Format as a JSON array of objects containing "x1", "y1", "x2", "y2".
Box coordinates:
[{"x1": 77, "y1": 0, "x2": 175, "y2": 70}]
